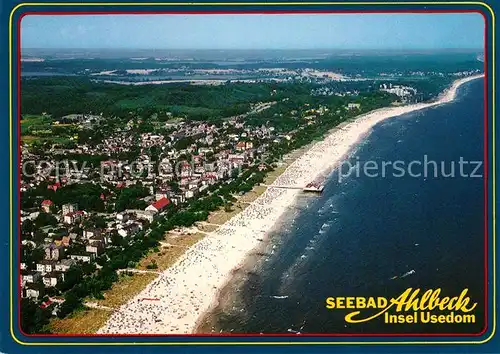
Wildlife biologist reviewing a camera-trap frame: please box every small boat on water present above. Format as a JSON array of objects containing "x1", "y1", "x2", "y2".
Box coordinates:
[{"x1": 389, "y1": 269, "x2": 416, "y2": 280}]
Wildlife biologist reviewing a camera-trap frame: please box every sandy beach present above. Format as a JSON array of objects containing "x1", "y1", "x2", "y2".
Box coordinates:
[{"x1": 96, "y1": 73, "x2": 484, "y2": 335}]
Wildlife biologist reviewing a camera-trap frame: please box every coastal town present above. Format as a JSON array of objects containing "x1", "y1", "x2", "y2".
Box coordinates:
[
  {"x1": 12, "y1": 7, "x2": 489, "y2": 340},
  {"x1": 20, "y1": 80, "x2": 381, "y2": 331},
  {"x1": 19, "y1": 59, "x2": 482, "y2": 334}
]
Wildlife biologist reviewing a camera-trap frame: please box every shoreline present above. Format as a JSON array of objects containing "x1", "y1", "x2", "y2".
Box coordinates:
[
  {"x1": 96, "y1": 73, "x2": 484, "y2": 335},
  {"x1": 193, "y1": 197, "x2": 306, "y2": 334}
]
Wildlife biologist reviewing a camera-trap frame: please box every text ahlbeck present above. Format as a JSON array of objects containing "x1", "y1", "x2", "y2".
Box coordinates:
[{"x1": 325, "y1": 288, "x2": 477, "y2": 324}]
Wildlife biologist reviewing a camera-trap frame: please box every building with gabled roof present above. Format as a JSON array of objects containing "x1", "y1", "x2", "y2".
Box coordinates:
[
  {"x1": 145, "y1": 197, "x2": 170, "y2": 213},
  {"x1": 41, "y1": 200, "x2": 53, "y2": 213}
]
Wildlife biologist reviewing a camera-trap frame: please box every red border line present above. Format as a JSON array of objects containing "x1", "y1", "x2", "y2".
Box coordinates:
[
  {"x1": 483, "y1": 10, "x2": 490, "y2": 340},
  {"x1": 15, "y1": 9, "x2": 490, "y2": 340},
  {"x1": 17, "y1": 9, "x2": 486, "y2": 15}
]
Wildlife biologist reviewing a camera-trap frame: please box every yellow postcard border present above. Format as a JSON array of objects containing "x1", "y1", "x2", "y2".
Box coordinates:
[{"x1": 8, "y1": 1, "x2": 497, "y2": 346}]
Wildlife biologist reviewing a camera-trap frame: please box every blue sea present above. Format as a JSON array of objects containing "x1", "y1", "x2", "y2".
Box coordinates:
[{"x1": 199, "y1": 78, "x2": 485, "y2": 335}]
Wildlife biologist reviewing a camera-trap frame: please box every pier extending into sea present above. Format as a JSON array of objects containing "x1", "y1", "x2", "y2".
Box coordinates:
[{"x1": 97, "y1": 74, "x2": 483, "y2": 335}]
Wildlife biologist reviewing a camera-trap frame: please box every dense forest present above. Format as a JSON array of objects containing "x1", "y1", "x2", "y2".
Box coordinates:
[
  {"x1": 21, "y1": 74, "x2": 454, "y2": 125},
  {"x1": 21, "y1": 77, "x2": 281, "y2": 120}
]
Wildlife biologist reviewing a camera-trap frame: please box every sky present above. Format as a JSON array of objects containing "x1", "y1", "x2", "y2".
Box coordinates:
[{"x1": 21, "y1": 13, "x2": 484, "y2": 50}]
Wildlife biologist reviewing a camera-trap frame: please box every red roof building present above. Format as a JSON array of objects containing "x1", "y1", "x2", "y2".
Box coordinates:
[
  {"x1": 40, "y1": 299, "x2": 53, "y2": 309},
  {"x1": 145, "y1": 197, "x2": 170, "y2": 213},
  {"x1": 47, "y1": 182, "x2": 61, "y2": 192},
  {"x1": 236, "y1": 141, "x2": 246, "y2": 151},
  {"x1": 41, "y1": 200, "x2": 54, "y2": 213}
]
